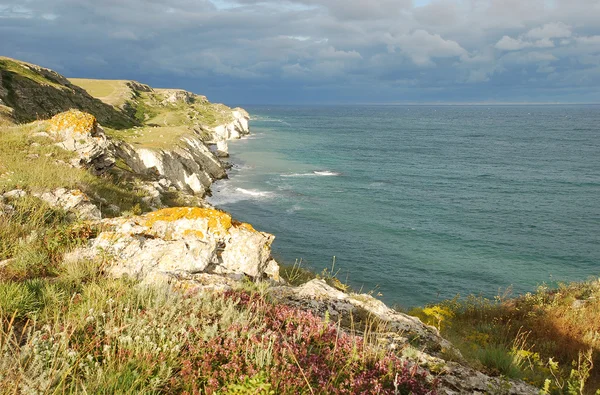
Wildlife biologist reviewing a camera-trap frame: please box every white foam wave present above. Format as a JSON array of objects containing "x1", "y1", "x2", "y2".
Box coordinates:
[
  {"x1": 313, "y1": 171, "x2": 341, "y2": 176},
  {"x1": 250, "y1": 116, "x2": 291, "y2": 126},
  {"x1": 280, "y1": 170, "x2": 341, "y2": 178},
  {"x1": 240, "y1": 133, "x2": 264, "y2": 140},
  {"x1": 280, "y1": 173, "x2": 315, "y2": 178},
  {"x1": 235, "y1": 188, "x2": 274, "y2": 198}
]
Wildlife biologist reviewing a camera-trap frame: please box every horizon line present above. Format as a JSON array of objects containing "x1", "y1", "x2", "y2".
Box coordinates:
[{"x1": 232, "y1": 102, "x2": 600, "y2": 107}]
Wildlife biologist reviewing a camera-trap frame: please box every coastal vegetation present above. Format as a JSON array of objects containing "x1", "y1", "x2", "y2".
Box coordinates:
[
  {"x1": 68, "y1": 78, "x2": 235, "y2": 148},
  {"x1": 2, "y1": 56, "x2": 598, "y2": 394},
  {"x1": 410, "y1": 282, "x2": 600, "y2": 394},
  {"x1": 1, "y1": 58, "x2": 437, "y2": 394},
  {"x1": 0, "y1": 251, "x2": 436, "y2": 393}
]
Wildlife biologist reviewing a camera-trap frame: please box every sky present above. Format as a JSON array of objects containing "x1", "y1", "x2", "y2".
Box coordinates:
[{"x1": 1, "y1": 0, "x2": 600, "y2": 104}]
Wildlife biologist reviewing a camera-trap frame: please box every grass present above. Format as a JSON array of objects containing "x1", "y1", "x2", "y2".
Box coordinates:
[
  {"x1": 68, "y1": 79, "x2": 134, "y2": 107},
  {"x1": 0, "y1": 57, "x2": 65, "y2": 89},
  {"x1": 0, "y1": 105, "x2": 13, "y2": 126},
  {"x1": 70, "y1": 78, "x2": 234, "y2": 149},
  {"x1": 0, "y1": 254, "x2": 437, "y2": 394},
  {"x1": 409, "y1": 283, "x2": 600, "y2": 394},
  {"x1": 106, "y1": 126, "x2": 195, "y2": 150},
  {"x1": 0, "y1": 122, "x2": 150, "y2": 215}
]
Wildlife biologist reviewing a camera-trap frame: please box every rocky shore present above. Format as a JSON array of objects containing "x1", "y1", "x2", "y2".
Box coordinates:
[{"x1": 0, "y1": 57, "x2": 540, "y2": 394}]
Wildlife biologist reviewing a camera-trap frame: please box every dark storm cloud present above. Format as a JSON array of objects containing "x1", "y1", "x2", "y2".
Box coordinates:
[{"x1": 1, "y1": 0, "x2": 600, "y2": 103}]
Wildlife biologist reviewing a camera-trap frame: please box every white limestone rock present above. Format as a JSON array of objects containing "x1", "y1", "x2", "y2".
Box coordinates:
[
  {"x1": 115, "y1": 135, "x2": 227, "y2": 197},
  {"x1": 33, "y1": 188, "x2": 101, "y2": 220},
  {"x1": 3, "y1": 189, "x2": 27, "y2": 199},
  {"x1": 66, "y1": 207, "x2": 280, "y2": 285},
  {"x1": 46, "y1": 110, "x2": 115, "y2": 173}
]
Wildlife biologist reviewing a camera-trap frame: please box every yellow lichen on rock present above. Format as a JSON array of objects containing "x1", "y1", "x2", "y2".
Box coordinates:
[
  {"x1": 48, "y1": 110, "x2": 98, "y2": 135},
  {"x1": 144, "y1": 207, "x2": 233, "y2": 234},
  {"x1": 183, "y1": 229, "x2": 205, "y2": 239}
]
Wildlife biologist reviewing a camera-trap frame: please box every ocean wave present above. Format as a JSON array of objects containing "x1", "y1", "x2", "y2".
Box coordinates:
[
  {"x1": 286, "y1": 204, "x2": 303, "y2": 214},
  {"x1": 250, "y1": 116, "x2": 291, "y2": 126},
  {"x1": 280, "y1": 172, "x2": 315, "y2": 178},
  {"x1": 235, "y1": 188, "x2": 274, "y2": 198},
  {"x1": 240, "y1": 133, "x2": 264, "y2": 140},
  {"x1": 313, "y1": 170, "x2": 341, "y2": 176},
  {"x1": 280, "y1": 170, "x2": 341, "y2": 178}
]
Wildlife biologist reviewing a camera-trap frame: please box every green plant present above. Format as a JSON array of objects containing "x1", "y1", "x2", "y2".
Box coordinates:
[
  {"x1": 0, "y1": 280, "x2": 40, "y2": 318},
  {"x1": 225, "y1": 372, "x2": 275, "y2": 394}
]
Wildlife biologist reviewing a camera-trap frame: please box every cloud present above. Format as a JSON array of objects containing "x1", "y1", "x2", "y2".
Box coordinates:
[
  {"x1": 495, "y1": 23, "x2": 572, "y2": 51},
  {"x1": 387, "y1": 29, "x2": 468, "y2": 66},
  {"x1": 495, "y1": 36, "x2": 532, "y2": 51},
  {"x1": 0, "y1": 0, "x2": 599, "y2": 103},
  {"x1": 526, "y1": 22, "x2": 572, "y2": 40}
]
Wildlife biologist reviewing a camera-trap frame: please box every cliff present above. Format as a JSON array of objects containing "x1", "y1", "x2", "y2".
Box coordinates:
[{"x1": 0, "y1": 58, "x2": 542, "y2": 394}]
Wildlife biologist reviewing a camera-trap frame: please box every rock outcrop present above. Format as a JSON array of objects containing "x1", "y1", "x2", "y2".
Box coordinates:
[
  {"x1": 271, "y1": 279, "x2": 455, "y2": 355},
  {"x1": 271, "y1": 279, "x2": 538, "y2": 395},
  {"x1": 209, "y1": 108, "x2": 250, "y2": 157},
  {"x1": 47, "y1": 110, "x2": 115, "y2": 173},
  {"x1": 2, "y1": 188, "x2": 101, "y2": 220},
  {"x1": 67, "y1": 207, "x2": 280, "y2": 284},
  {"x1": 34, "y1": 188, "x2": 101, "y2": 220}
]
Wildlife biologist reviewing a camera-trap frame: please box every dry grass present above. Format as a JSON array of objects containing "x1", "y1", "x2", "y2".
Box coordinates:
[
  {"x1": 107, "y1": 126, "x2": 195, "y2": 150},
  {"x1": 0, "y1": 122, "x2": 148, "y2": 214},
  {"x1": 68, "y1": 79, "x2": 135, "y2": 107},
  {"x1": 410, "y1": 281, "x2": 600, "y2": 393}
]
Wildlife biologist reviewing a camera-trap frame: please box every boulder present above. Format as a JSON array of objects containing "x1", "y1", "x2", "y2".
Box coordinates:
[
  {"x1": 47, "y1": 110, "x2": 115, "y2": 173},
  {"x1": 66, "y1": 207, "x2": 280, "y2": 284},
  {"x1": 33, "y1": 188, "x2": 101, "y2": 220},
  {"x1": 3, "y1": 189, "x2": 27, "y2": 199},
  {"x1": 271, "y1": 279, "x2": 455, "y2": 355}
]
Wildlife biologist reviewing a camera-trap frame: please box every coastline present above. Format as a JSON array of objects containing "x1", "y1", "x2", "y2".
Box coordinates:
[{"x1": 1, "y1": 57, "x2": 595, "y2": 393}]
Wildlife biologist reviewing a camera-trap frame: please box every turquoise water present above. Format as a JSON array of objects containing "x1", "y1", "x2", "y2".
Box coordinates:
[{"x1": 208, "y1": 105, "x2": 600, "y2": 307}]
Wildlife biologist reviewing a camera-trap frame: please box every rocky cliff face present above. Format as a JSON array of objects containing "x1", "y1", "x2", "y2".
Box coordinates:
[
  {"x1": 208, "y1": 108, "x2": 250, "y2": 157},
  {"x1": 114, "y1": 136, "x2": 227, "y2": 196},
  {"x1": 0, "y1": 59, "x2": 250, "y2": 198}
]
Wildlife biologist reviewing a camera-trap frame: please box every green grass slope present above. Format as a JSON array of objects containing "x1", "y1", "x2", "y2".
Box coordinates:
[
  {"x1": 0, "y1": 57, "x2": 137, "y2": 129},
  {"x1": 69, "y1": 78, "x2": 236, "y2": 148}
]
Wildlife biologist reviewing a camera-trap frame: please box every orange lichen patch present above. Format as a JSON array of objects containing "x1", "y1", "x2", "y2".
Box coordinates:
[
  {"x1": 48, "y1": 110, "x2": 97, "y2": 135},
  {"x1": 183, "y1": 229, "x2": 205, "y2": 239},
  {"x1": 144, "y1": 207, "x2": 233, "y2": 233},
  {"x1": 232, "y1": 220, "x2": 255, "y2": 232}
]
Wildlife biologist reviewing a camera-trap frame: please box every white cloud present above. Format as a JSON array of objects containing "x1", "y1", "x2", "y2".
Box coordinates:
[
  {"x1": 496, "y1": 23, "x2": 570, "y2": 51},
  {"x1": 495, "y1": 36, "x2": 531, "y2": 51},
  {"x1": 0, "y1": 0, "x2": 600, "y2": 102},
  {"x1": 576, "y1": 35, "x2": 600, "y2": 45},
  {"x1": 389, "y1": 29, "x2": 468, "y2": 66},
  {"x1": 526, "y1": 22, "x2": 572, "y2": 40}
]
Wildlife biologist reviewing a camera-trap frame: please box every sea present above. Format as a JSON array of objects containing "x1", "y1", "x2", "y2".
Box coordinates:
[{"x1": 207, "y1": 105, "x2": 600, "y2": 308}]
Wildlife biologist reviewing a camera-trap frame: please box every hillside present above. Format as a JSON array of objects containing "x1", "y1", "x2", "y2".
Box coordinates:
[
  {"x1": 68, "y1": 78, "x2": 245, "y2": 150},
  {"x1": 3, "y1": 57, "x2": 594, "y2": 394},
  {"x1": 0, "y1": 57, "x2": 136, "y2": 129}
]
